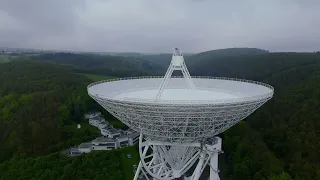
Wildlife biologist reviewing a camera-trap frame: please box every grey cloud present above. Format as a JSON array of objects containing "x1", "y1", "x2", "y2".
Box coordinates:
[
  {"x1": 0, "y1": 0, "x2": 85, "y2": 34},
  {"x1": 0, "y1": 0, "x2": 319, "y2": 52}
]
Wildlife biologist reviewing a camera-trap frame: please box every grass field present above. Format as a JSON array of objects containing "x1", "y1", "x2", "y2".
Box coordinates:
[
  {"x1": 116, "y1": 145, "x2": 140, "y2": 180},
  {"x1": 0, "y1": 55, "x2": 13, "y2": 63},
  {"x1": 80, "y1": 73, "x2": 115, "y2": 81}
]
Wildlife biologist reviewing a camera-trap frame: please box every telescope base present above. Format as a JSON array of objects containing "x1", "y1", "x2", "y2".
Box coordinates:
[{"x1": 133, "y1": 135, "x2": 222, "y2": 180}]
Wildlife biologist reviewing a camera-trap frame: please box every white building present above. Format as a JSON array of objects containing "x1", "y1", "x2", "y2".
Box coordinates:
[
  {"x1": 91, "y1": 136, "x2": 118, "y2": 150},
  {"x1": 80, "y1": 111, "x2": 140, "y2": 153},
  {"x1": 84, "y1": 112, "x2": 101, "y2": 119},
  {"x1": 116, "y1": 135, "x2": 130, "y2": 148},
  {"x1": 97, "y1": 122, "x2": 108, "y2": 129},
  {"x1": 128, "y1": 132, "x2": 139, "y2": 145},
  {"x1": 68, "y1": 148, "x2": 82, "y2": 156},
  {"x1": 116, "y1": 132, "x2": 140, "y2": 148},
  {"x1": 100, "y1": 126, "x2": 120, "y2": 138},
  {"x1": 77, "y1": 132, "x2": 139, "y2": 153},
  {"x1": 89, "y1": 116, "x2": 106, "y2": 127},
  {"x1": 78, "y1": 142, "x2": 92, "y2": 153}
]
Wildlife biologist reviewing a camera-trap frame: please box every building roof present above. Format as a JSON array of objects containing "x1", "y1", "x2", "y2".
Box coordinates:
[
  {"x1": 101, "y1": 126, "x2": 120, "y2": 134},
  {"x1": 92, "y1": 136, "x2": 117, "y2": 143},
  {"x1": 84, "y1": 112, "x2": 101, "y2": 117},
  {"x1": 121, "y1": 129, "x2": 133, "y2": 134},
  {"x1": 78, "y1": 142, "x2": 92, "y2": 149},
  {"x1": 98, "y1": 122, "x2": 107, "y2": 126},
  {"x1": 115, "y1": 132, "x2": 139, "y2": 141},
  {"x1": 128, "y1": 132, "x2": 140, "y2": 139},
  {"x1": 69, "y1": 148, "x2": 81, "y2": 152},
  {"x1": 90, "y1": 116, "x2": 104, "y2": 121},
  {"x1": 116, "y1": 135, "x2": 129, "y2": 140}
]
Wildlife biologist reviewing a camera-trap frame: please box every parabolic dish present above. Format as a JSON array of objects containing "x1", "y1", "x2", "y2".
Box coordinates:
[{"x1": 88, "y1": 76, "x2": 273, "y2": 143}]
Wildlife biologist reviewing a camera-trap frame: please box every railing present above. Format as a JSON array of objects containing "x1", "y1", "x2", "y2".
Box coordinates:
[{"x1": 87, "y1": 76, "x2": 274, "y2": 105}]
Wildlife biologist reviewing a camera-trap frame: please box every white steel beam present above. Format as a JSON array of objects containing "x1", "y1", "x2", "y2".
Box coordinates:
[{"x1": 156, "y1": 48, "x2": 196, "y2": 100}]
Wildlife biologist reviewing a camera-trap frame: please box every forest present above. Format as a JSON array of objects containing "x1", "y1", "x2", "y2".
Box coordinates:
[
  {"x1": 0, "y1": 151, "x2": 123, "y2": 180},
  {"x1": 0, "y1": 49, "x2": 319, "y2": 179},
  {"x1": 0, "y1": 60, "x2": 102, "y2": 161}
]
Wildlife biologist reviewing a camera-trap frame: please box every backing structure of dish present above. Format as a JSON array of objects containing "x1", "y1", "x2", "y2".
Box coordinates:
[{"x1": 88, "y1": 67, "x2": 273, "y2": 143}]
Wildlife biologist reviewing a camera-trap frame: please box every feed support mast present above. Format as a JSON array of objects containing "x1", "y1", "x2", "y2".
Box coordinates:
[{"x1": 156, "y1": 48, "x2": 196, "y2": 100}]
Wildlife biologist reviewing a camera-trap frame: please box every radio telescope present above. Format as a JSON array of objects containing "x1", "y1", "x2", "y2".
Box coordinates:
[{"x1": 87, "y1": 48, "x2": 274, "y2": 180}]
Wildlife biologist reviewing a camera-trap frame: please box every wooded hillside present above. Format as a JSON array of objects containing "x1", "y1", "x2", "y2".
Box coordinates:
[
  {"x1": 0, "y1": 49, "x2": 319, "y2": 179},
  {"x1": 0, "y1": 60, "x2": 100, "y2": 162}
]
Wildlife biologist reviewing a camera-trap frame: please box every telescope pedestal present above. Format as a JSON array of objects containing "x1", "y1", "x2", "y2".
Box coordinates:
[{"x1": 134, "y1": 135, "x2": 222, "y2": 180}]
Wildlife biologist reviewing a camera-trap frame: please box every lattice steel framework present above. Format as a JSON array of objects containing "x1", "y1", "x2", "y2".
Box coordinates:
[
  {"x1": 88, "y1": 77, "x2": 273, "y2": 144},
  {"x1": 87, "y1": 49, "x2": 274, "y2": 180}
]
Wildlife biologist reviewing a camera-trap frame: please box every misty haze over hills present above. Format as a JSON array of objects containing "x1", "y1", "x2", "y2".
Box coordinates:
[
  {"x1": 0, "y1": 46, "x2": 267, "y2": 55},
  {"x1": 2, "y1": 46, "x2": 319, "y2": 56}
]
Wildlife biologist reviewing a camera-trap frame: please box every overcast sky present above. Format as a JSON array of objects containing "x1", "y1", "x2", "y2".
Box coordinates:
[{"x1": 0, "y1": 0, "x2": 319, "y2": 53}]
